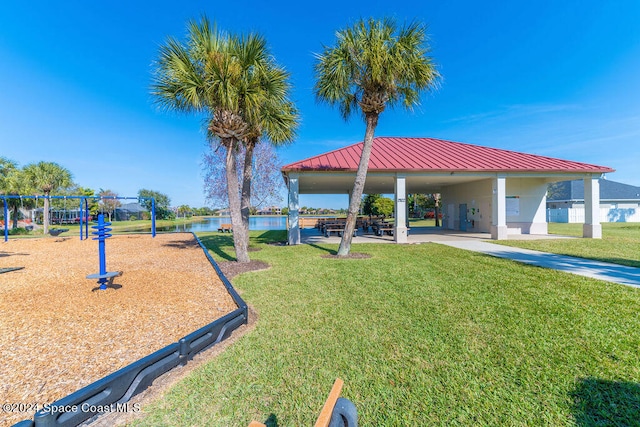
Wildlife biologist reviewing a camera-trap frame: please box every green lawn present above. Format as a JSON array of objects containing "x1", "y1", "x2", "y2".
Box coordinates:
[
  {"x1": 133, "y1": 231, "x2": 640, "y2": 426},
  {"x1": 495, "y1": 223, "x2": 640, "y2": 268}
]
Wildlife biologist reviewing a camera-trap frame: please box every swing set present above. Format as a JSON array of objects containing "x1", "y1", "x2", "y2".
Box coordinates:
[{"x1": 1, "y1": 195, "x2": 156, "y2": 242}]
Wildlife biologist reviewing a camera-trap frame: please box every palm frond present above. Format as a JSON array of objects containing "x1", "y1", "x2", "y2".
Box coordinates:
[{"x1": 314, "y1": 16, "x2": 440, "y2": 121}]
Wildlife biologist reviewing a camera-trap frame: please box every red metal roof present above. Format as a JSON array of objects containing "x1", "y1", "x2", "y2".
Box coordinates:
[{"x1": 282, "y1": 137, "x2": 615, "y2": 173}]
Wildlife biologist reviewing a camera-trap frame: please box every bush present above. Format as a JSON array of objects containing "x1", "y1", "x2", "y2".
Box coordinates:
[{"x1": 8, "y1": 227, "x2": 32, "y2": 235}]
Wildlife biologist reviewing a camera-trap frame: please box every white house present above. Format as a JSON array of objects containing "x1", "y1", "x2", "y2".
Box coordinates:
[{"x1": 547, "y1": 178, "x2": 640, "y2": 223}]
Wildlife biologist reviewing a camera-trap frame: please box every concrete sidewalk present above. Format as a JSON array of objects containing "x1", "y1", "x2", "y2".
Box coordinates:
[
  {"x1": 436, "y1": 239, "x2": 640, "y2": 288},
  {"x1": 299, "y1": 227, "x2": 640, "y2": 288}
]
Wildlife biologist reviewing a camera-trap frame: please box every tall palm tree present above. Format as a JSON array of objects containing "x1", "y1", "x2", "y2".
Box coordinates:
[
  {"x1": 314, "y1": 18, "x2": 440, "y2": 256},
  {"x1": 236, "y1": 39, "x2": 298, "y2": 252},
  {"x1": 22, "y1": 161, "x2": 72, "y2": 234},
  {"x1": 152, "y1": 16, "x2": 297, "y2": 262},
  {"x1": 152, "y1": 18, "x2": 250, "y2": 262}
]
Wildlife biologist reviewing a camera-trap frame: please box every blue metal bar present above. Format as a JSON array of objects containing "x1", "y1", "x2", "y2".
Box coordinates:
[
  {"x1": 79, "y1": 198, "x2": 84, "y2": 240},
  {"x1": 1, "y1": 195, "x2": 155, "y2": 241},
  {"x1": 85, "y1": 198, "x2": 90, "y2": 240},
  {"x1": 151, "y1": 198, "x2": 156, "y2": 238}
]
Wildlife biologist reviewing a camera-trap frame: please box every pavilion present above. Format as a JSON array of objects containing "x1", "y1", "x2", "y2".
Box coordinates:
[{"x1": 281, "y1": 137, "x2": 614, "y2": 245}]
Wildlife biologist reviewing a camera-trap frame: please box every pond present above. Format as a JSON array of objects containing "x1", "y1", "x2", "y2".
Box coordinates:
[{"x1": 157, "y1": 216, "x2": 287, "y2": 232}]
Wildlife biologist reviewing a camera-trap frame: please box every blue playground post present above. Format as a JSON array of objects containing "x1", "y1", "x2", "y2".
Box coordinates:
[
  {"x1": 79, "y1": 198, "x2": 84, "y2": 240},
  {"x1": 92, "y1": 214, "x2": 112, "y2": 290},
  {"x1": 84, "y1": 198, "x2": 90, "y2": 240},
  {"x1": 151, "y1": 198, "x2": 156, "y2": 237}
]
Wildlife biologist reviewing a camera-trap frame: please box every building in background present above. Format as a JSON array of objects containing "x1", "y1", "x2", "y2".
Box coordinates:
[{"x1": 547, "y1": 179, "x2": 640, "y2": 223}]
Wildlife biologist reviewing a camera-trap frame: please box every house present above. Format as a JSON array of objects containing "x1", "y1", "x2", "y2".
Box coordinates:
[
  {"x1": 256, "y1": 206, "x2": 282, "y2": 215},
  {"x1": 547, "y1": 179, "x2": 640, "y2": 223},
  {"x1": 114, "y1": 202, "x2": 147, "y2": 221}
]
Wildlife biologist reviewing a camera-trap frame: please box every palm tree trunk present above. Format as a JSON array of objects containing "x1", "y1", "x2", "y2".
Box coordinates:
[
  {"x1": 43, "y1": 194, "x2": 50, "y2": 234},
  {"x1": 12, "y1": 205, "x2": 19, "y2": 229},
  {"x1": 337, "y1": 113, "x2": 379, "y2": 256},
  {"x1": 224, "y1": 139, "x2": 250, "y2": 263},
  {"x1": 240, "y1": 140, "x2": 256, "y2": 254}
]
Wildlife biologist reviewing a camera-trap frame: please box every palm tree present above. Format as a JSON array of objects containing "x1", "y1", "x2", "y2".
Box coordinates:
[
  {"x1": 236, "y1": 38, "x2": 298, "y2": 253},
  {"x1": 314, "y1": 17, "x2": 440, "y2": 256},
  {"x1": 3, "y1": 169, "x2": 36, "y2": 229},
  {"x1": 177, "y1": 205, "x2": 191, "y2": 218},
  {"x1": 0, "y1": 158, "x2": 21, "y2": 229},
  {"x1": 152, "y1": 16, "x2": 297, "y2": 262},
  {"x1": 23, "y1": 162, "x2": 72, "y2": 234}
]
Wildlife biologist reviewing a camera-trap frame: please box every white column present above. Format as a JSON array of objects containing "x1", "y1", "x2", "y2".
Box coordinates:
[
  {"x1": 287, "y1": 173, "x2": 300, "y2": 245},
  {"x1": 394, "y1": 174, "x2": 408, "y2": 243},
  {"x1": 491, "y1": 176, "x2": 508, "y2": 240},
  {"x1": 583, "y1": 176, "x2": 602, "y2": 238}
]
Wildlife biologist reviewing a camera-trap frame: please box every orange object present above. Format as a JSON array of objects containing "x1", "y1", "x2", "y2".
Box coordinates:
[
  {"x1": 314, "y1": 378, "x2": 344, "y2": 427},
  {"x1": 248, "y1": 378, "x2": 345, "y2": 427}
]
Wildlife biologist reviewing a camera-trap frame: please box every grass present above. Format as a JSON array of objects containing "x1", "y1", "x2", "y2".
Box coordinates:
[
  {"x1": 495, "y1": 223, "x2": 640, "y2": 268},
  {"x1": 133, "y1": 230, "x2": 640, "y2": 426}
]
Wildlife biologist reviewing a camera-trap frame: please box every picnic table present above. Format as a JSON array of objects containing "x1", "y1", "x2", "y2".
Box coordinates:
[
  {"x1": 372, "y1": 221, "x2": 394, "y2": 236},
  {"x1": 218, "y1": 223, "x2": 233, "y2": 233},
  {"x1": 324, "y1": 222, "x2": 357, "y2": 238}
]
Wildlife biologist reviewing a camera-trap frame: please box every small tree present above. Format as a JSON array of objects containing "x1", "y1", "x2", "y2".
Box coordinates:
[
  {"x1": 177, "y1": 205, "x2": 192, "y2": 218},
  {"x1": 3, "y1": 168, "x2": 36, "y2": 229},
  {"x1": 22, "y1": 162, "x2": 73, "y2": 234},
  {"x1": 373, "y1": 197, "x2": 394, "y2": 218},
  {"x1": 0, "y1": 157, "x2": 18, "y2": 193},
  {"x1": 138, "y1": 189, "x2": 172, "y2": 220},
  {"x1": 362, "y1": 194, "x2": 381, "y2": 216},
  {"x1": 203, "y1": 141, "x2": 285, "y2": 212},
  {"x1": 97, "y1": 189, "x2": 120, "y2": 222}
]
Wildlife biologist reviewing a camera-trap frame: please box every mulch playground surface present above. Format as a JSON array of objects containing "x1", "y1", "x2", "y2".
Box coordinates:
[{"x1": 0, "y1": 233, "x2": 252, "y2": 426}]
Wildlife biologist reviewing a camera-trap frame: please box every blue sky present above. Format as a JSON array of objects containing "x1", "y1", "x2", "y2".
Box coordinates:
[{"x1": 1, "y1": 1, "x2": 638, "y2": 209}]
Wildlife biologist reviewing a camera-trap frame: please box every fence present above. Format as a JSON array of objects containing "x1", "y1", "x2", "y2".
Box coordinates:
[{"x1": 547, "y1": 207, "x2": 640, "y2": 223}]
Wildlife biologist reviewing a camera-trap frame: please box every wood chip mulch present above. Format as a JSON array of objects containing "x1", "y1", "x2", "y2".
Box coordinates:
[{"x1": 0, "y1": 233, "x2": 241, "y2": 426}]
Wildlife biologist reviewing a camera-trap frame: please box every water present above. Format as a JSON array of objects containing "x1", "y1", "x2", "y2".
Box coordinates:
[{"x1": 158, "y1": 216, "x2": 287, "y2": 232}]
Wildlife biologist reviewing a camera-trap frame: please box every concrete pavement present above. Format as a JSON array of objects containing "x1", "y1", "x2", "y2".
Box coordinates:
[
  {"x1": 299, "y1": 227, "x2": 640, "y2": 288},
  {"x1": 436, "y1": 239, "x2": 640, "y2": 288}
]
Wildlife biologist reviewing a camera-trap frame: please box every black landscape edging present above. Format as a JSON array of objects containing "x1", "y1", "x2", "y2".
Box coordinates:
[{"x1": 13, "y1": 233, "x2": 248, "y2": 427}]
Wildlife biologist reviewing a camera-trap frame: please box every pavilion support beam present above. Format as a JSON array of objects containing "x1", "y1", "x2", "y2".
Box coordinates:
[
  {"x1": 287, "y1": 173, "x2": 300, "y2": 245},
  {"x1": 583, "y1": 175, "x2": 602, "y2": 238},
  {"x1": 491, "y1": 176, "x2": 508, "y2": 240},
  {"x1": 394, "y1": 174, "x2": 408, "y2": 243}
]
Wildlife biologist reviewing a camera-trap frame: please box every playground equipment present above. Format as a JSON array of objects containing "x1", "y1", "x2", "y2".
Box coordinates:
[
  {"x1": 0, "y1": 267, "x2": 24, "y2": 274},
  {"x1": 86, "y1": 214, "x2": 122, "y2": 291},
  {"x1": 48, "y1": 228, "x2": 69, "y2": 237},
  {"x1": 1, "y1": 195, "x2": 156, "y2": 242}
]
